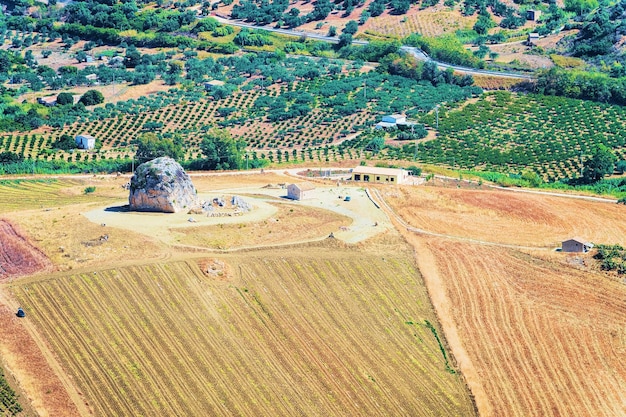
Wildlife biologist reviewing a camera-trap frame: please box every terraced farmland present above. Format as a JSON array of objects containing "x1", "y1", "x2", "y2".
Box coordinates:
[{"x1": 12, "y1": 249, "x2": 476, "y2": 416}]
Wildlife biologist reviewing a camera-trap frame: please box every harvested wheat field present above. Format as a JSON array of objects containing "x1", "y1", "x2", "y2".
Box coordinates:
[
  {"x1": 382, "y1": 185, "x2": 626, "y2": 248},
  {"x1": 11, "y1": 244, "x2": 477, "y2": 416},
  {"x1": 412, "y1": 238, "x2": 626, "y2": 417},
  {"x1": 381, "y1": 184, "x2": 626, "y2": 416}
]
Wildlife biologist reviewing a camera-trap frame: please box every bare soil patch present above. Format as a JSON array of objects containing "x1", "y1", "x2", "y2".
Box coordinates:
[
  {"x1": 173, "y1": 202, "x2": 350, "y2": 249},
  {"x1": 0, "y1": 220, "x2": 52, "y2": 281},
  {"x1": 0, "y1": 303, "x2": 81, "y2": 417},
  {"x1": 383, "y1": 185, "x2": 626, "y2": 247}
]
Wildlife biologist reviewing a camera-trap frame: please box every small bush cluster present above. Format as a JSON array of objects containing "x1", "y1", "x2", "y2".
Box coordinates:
[{"x1": 593, "y1": 244, "x2": 626, "y2": 274}]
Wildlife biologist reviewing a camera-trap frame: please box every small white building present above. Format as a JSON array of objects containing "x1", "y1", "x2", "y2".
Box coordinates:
[
  {"x1": 527, "y1": 32, "x2": 540, "y2": 46},
  {"x1": 350, "y1": 166, "x2": 410, "y2": 184},
  {"x1": 205, "y1": 80, "x2": 225, "y2": 90},
  {"x1": 37, "y1": 96, "x2": 57, "y2": 107},
  {"x1": 382, "y1": 114, "x2": 406, "y2": 124},
  {"x1": 75, "y1": 134, "x2": 96, "y2": 150},
  {"x1": 287, "y1": 182, "x2": 315, "y2": 200},
  {"x1": 376, "y1": 114, "x2": 415, "y2": 130},
  {"x1": 526, "y1": 9, "x2": 541, "y2": 21}
]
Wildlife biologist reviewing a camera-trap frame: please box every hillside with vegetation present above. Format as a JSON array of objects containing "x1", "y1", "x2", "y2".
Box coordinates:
[{"x1": 2, "y1": 0, "x2": 626, "y2": 194}]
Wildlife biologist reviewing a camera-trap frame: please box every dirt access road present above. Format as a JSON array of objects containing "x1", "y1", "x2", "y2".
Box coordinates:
[{"x1": 84, "y1": 182, "x2": 392, "y2": 248}]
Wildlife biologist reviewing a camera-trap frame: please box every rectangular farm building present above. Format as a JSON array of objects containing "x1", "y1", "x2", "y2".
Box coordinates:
[
  {"x1": 350, "y1": 166, "x2": 409, "y2": 184},
  {"x1": 287, "y1": 182, "x2": 315, "y2": 200},
  {"x1": 562, "y1": 238, "x2": 594, "y2": 253},
  {"x1": 75, "y1": 134, "x2": 96, "y2": 150}
]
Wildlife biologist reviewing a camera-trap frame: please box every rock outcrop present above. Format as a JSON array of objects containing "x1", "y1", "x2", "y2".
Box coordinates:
[{"x1": 129, "y1": 157, "x2": 198, "y2": 213}]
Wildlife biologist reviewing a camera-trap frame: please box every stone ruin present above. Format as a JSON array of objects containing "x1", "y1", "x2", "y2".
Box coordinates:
[{"x1": 129, "y1": 157, "x2": 198, "y2": 213}]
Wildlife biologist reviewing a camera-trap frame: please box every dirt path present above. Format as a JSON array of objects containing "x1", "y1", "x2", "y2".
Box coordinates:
[
  {"x1": 401, "y1": 235, "x2": 491, "y2": 416},
  {"x1": 368, "y1": 189, "x2": 490, "y2": 415}
]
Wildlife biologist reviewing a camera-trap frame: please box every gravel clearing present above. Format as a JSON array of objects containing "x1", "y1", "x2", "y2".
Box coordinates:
[{"x1": 84, "y1": 184, "x2": 392, "y2": 246}]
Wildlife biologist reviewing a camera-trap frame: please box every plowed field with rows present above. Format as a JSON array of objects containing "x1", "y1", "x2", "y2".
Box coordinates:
[
  {"x1": 420, "y1": 239, "x2": 626, "y2": 416},
  {"x1": 382, "y1": 184, "x2": 626, "y2": 416},
  {"x1": 12, "y1": 248, "x2": 477, "y2": 416}
]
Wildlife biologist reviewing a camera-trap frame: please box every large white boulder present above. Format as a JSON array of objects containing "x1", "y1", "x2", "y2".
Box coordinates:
[{"x1": 129, "y1": 157, "x2": 198, "y2": 213}]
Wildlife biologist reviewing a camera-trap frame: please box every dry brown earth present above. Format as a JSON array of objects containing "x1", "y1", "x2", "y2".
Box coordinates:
[
  {"x1": 382, "y1": 185, "x2": 626, "y2": 248},
  {"x1": 382, "y1": 184, "x2": 626, "y2": 417}
]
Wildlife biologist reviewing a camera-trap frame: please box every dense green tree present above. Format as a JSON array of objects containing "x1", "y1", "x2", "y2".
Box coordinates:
[
  {"x1": 124, "y1": 45, "x2": 141, "y2": 68},
  {"x1": 583, "y1": 145, "x2": 617, "y2": 182},
  {"x1": 564, "y1": 0, "x2": 598, "y2": 15},
  {"x1": 52, "y1": 134, "x2": 76, "y2": 151},
  {"x1": 75, "y1": 50, "x2": 87, "y2": 63},
  {"x1": 79, "y1": 89, "x2": 104, "y2": 106},
  {"x1": 200, "y1": 128, "x2": 246, "y2": 170},
  {"x1": 56, "y1": 92, "x2": 74, "y2": 105},
  {"x1": 343, "y1": 20, "x2": 358, "y2": 35},
  {"x1": 0, "y1": 151, "x2": 24, "y2": 163},
  {"x1": 134, "y1": 133, "x2": 184, "y2": 165}
]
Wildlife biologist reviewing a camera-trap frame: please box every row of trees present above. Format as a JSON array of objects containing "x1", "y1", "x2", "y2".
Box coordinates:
[
  {"x1": 534, "y1": 67, "x2": 626, "y2": 106},
  {"x1": 133, "y1": 129, "x2": 255, "y2": 170}
]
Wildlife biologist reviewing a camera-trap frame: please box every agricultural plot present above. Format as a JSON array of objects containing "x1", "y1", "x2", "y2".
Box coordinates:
[
  {"x1": 418, "y1": 239, "x2": 626, "y2": 416},
  {"x1": 13, "y1": 250, "x2": 477, "y2": 417},
  {"x1": 0, "y1": 179, "x2": 112, "y2": 213},
  {"x1": 417, "y1": 91, "x2": 626, "y2": 180},
  {"x1": 364, "y1": 10, "x2": 477, "y2": 38},
  {"x1": 380, "y1": 184, "x2": 626, "y2": 416},
  {"x1": 0, "y1": 219, "x2": 51, "y2": 280},
  {"x1": 381, "y1": 187, "x2": 626, "y2": 249},
  {"x1": 0, "y1": 68, "x2": 478, "y2": 165},
  {"x1": 381, "y1": 185, "x2": 626, "y2": 247}
]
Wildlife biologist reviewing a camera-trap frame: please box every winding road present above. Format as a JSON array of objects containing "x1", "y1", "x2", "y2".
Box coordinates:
[{"x1": 212, "y1": 15, "x2": 535, "y2": 80}]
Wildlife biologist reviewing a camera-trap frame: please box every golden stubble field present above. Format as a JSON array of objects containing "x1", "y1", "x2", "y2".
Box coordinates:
[
  {"x1": 0, "y1": 172, "x2": 478, "y2": 416},
  {"x1": 11, "y1": 245, "x2": 477, "y2": 416},
  {"x1": 382, "y1": 184, "x2": 626, "y2": 416},
  {"x1": 3, "y1": 172, "x2": 626, "y2": 417}
]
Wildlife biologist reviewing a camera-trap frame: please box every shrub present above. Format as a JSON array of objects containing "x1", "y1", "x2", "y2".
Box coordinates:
[{"x1": 84, "y1": 186, "x2": 96, "y2": 194}]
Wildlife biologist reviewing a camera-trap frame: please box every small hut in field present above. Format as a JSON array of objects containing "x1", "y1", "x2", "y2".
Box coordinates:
[
  {"x1": 287, "y1": 182, "x2": 315, "y2": 200},
  {"x1": 562, "y1": 237, "x2": 593, "y2": 253}
]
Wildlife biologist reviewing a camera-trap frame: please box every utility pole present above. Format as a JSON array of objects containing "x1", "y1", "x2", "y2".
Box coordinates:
[
  {"x1": 414, "y1": 140, "x2": 418, "y2": 161},
  {"x1": 246, "y1": 152, "x2": 249, "y2": 170},
  {"x1": 435, "y1": 104, "x2": 440, "y2": 130},
  {"x1": 363, "y1": 80, "x2": 366, "y2": 101}
]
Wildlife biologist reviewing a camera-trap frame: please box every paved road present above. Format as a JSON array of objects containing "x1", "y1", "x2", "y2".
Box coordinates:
[{"x1": 211, "y1": 15, "x2": 535, "y2": 80}]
